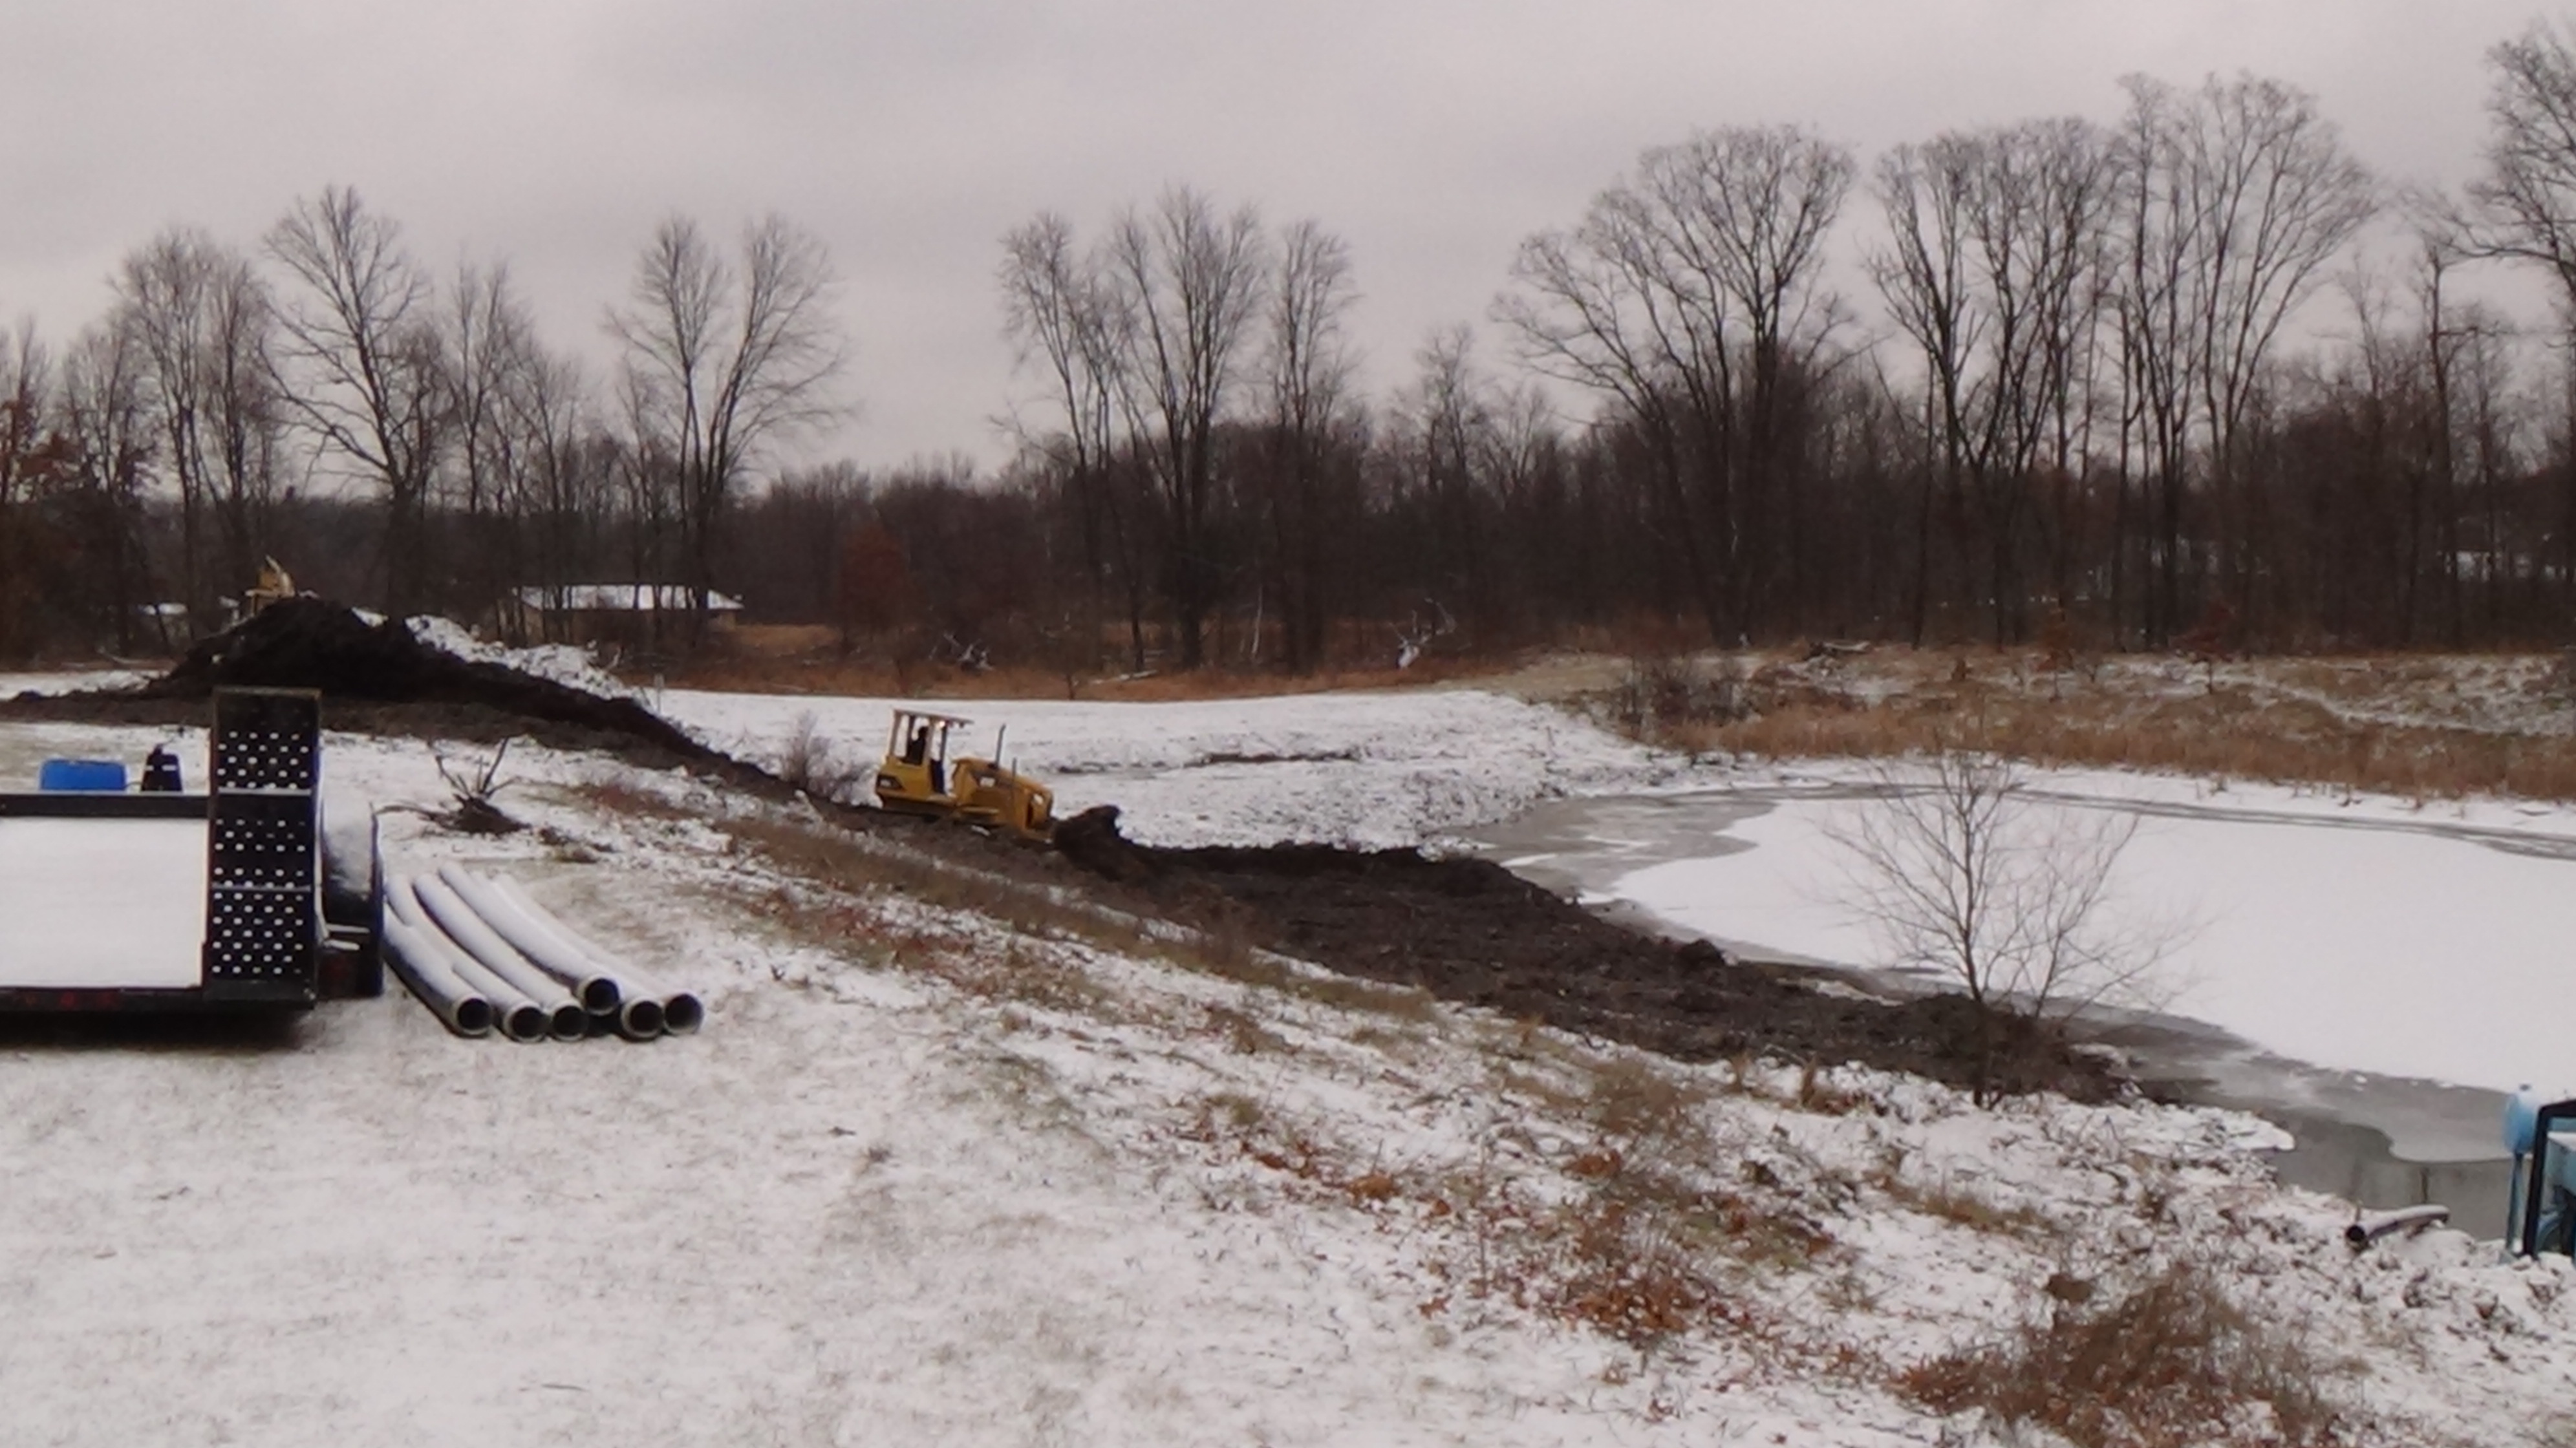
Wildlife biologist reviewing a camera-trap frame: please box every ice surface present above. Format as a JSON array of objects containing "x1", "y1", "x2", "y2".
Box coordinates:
[{"x1": 1613, "y1": 774, "x2": 2576, "y2": 1096}]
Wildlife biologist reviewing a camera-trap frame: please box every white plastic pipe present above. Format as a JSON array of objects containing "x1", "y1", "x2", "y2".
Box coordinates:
[
  {"x1": 381, "y1": 913, "x2": 495, "y2": 1038},
  {"x1": 412, "y1": 874, "x2": 588, "y2": 1041},
  {"x1": 438, "y1": 865, "x2": 623, "y2": 1016},
  {"x1": 389, "y1": 880, "x2": 547, "y2": 1043},
  {"x1": 493, "y1": 875, "x2": 703, "y2": 1034},
  {"x1": 444, "y1": 867, "x2": 663, "y2": 1041}
]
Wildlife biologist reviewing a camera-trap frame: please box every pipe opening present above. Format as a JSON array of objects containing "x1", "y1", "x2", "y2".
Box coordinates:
[
  {"x1": 580, "y1": 978, "x2": 621, "y2": 1014},
  {"x1": 624, "y1": 998, "x2": 666, "y2": 1039},
  {"x1": 453, "y1": 997, "x2": 495, "y2": 1036},
  {"x1": 546, "y1": 1003, "x2": 589, "y2": 1040},
  {"x1": 502, "y1": 1004, "x2": 549, "y2": 1043},
  {"x1": 661, "y1": 993, "x2": 705, "y2": 1034}
]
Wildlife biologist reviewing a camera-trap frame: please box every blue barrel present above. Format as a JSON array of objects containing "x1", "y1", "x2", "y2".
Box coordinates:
[
  {"x1": 2508, "y1": 1086, "x2": 2547, "y2": 1154},
  {"x1": 38, "y1": 758, "x2": 128, "y2": 793}
]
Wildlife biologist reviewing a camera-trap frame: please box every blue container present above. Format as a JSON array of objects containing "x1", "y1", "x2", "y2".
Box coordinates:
[
  {"x1": 2507, "y1": 1085, "x2": 2546, "y2": 1154},
  {"x1": 38, "y1": 758, "x2": 128, "y2": 793}
]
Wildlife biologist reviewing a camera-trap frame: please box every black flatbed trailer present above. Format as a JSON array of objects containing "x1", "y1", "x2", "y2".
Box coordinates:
[{"x1": 0, "y1": 688, "x2": 381, "y2": 1014}]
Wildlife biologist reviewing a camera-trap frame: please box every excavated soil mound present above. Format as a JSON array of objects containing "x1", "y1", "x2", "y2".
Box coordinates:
[
  {"x1": 1064, "y1": 811, "x2": 2116, "y2": 1102},
  {"x1": 4, "y1": 599, "x2": 732, "y2": 767}
]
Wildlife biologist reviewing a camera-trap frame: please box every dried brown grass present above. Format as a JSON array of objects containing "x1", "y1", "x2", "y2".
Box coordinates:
[
  {"x1": 1901, "y1": 1262, "x2": 2346, "y2": 1447},
  {"x1": 643, "y1": 631, "x2": 1509, "y2": 703},
  {"x1": 1654, "y1": 659, "x2": 2576, "y2": 804},
  {"x1": 1890, "y1": 1175, "x2": 2052, "y2": 1237}
]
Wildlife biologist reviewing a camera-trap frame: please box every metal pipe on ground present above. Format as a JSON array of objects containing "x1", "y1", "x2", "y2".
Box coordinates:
[
  {"x1": 2345, "y1": 1204, "x2": 2451, "y2": 1246},
  {"x1": 493, "y1": 876, "x2": 703, "y2": 1034},
  {"x1": 389, "y1": 880, "x2": 548, "y2": 1043},
  {"x1": 381, "y1": 913, "x2": 495, "y2": 1038},
  {"x1": 438, "y1": 865, "x2": 624, "y2": 1016},
  {"x1": 441, "y1": 866, "x2": 662, "y2": 1041},
  {"x1": 412, "y1": 874, "x2": 589, "y2": 1041}
]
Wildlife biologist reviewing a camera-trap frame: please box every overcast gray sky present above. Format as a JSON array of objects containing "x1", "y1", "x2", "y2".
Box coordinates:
[{"x1": 0, "y1": 1, "x2": 2555, "y2": 474}]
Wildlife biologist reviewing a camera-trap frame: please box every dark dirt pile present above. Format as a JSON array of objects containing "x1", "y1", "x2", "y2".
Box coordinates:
[
  {"x1": 1057, "y1": 807, "x2": 2118, "y2": 1102},
  {"x1": 2, "y1": 599, "x2": 733, "y2": 768}
]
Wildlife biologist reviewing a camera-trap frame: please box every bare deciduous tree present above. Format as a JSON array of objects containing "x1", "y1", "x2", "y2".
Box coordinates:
[
  {"x1": 1263, "y1": 218, "x2": 1359, "y2": 670},
  {"x1": 1103, "y1": 186, "x2": 1269, "y2": 669},
  {"x1": 116, "y1": 227, "x2": 281, "y2": 617},
  {"x1": 2472, "y1": 21, "x2": 2576, "y2": 307},
  {"x1": 1000, "y1": 211, "x2": 1140, "y2": 668},
  {"x1": 1874, "y1": 120, "x2": 2118, "y2": 645},
  {"x1": 265, "y1": 187, "x2": 450, "y2": 616},
  {"x1": 2114, "y1": 75, "x2": 2376, "y2": 641},
  {"x1": 1501, "y1": 125, "x2": 1854, "y2": 642},
  {"x1": 609, "y1": 214, "x2": 846, "y2": 635},
  {"x1": 58, "y1": 323, "x2": 156, "y2": 649}
]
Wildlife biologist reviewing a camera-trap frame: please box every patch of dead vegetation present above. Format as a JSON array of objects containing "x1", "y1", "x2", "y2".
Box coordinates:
[
  {"x1": 1597, "y1": 646, "x2": 2576, "y2": 804},
  {"x1": 1900, "y1": 1261, "x2": 2349, "y2": 1448}
]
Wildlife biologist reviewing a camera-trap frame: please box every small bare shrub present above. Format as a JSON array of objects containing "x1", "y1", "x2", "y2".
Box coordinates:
[
  {"x1": 1607, "y1": 652, "x2": 1757, "y2": 744},
  {"x1": 1901, "y1": 1262, "x2": 2345, "y2": 1447},
  {"x1": 1794, "y1": 1058, "x2": 1873, "y2": 1114},
  {"x1": 1585, "y1": 1054, "x2": 1710, "y2": 1142},
  {"x1": 433, "y1": 739, "x2": 521, "y2": 834},
  {"x1": 1541, "y1": 1197, "x2": 1730, "y2": 1347},
  {"x1": 1896, "y1": 1176, "x2": 2050, "y2": 1237},
  {"x1": 777, "y1": 710, "x2": 867, "y2": 802},
  {"x1": 1203, "y1": 1002, "x2": 1288, "y2": 1055}
]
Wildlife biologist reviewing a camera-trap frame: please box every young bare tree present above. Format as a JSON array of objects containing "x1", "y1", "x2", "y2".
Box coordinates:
[
  {"x1": 1102, "y1": 186, "x2": 1269, "y2": 669},
  {"x1": 1825, "y1": 751, "x2": 2180, "y2": 1100},
  {"x1": 264, "y1": 187, "x2": 450, "y2": 617},
  {"x1": 608, "y1": 214, "x2": 846, "y2": 637}
]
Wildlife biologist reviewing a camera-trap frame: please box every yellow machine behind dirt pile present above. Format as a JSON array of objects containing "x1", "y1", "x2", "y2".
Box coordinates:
[{"x1": 873, "y1": 708, "x2": 1056, "y2": 844}]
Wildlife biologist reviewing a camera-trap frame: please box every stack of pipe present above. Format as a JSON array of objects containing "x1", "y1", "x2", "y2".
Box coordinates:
[{"x1": 381, "y1": 864, "x2": 703, "y2": 1041}]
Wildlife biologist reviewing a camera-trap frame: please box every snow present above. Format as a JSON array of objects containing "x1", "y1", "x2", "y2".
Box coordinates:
[
  {"x1": 654, "y1": 685, "x2": 1688, "y2": 848},
  {"x1": 0, "y1": 676, "x2": 2571, "y2": 1444},
  {"x1": 403, "y1": 615, "x2": 638, "y2": 701},
  {"x1": 0, "y1": 668, "x2": 149, "y2": 697},
  {"x1": 1612, "y1": 768, "x2": 2576, "y2": 1098},
  {"x1": 0, "y1": 818, "x2": 206, "y2": 987}
]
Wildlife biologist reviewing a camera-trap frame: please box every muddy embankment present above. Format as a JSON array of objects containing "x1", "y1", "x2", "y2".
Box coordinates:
[{"x1": 4, "y1": 601, "x2": 2116, "y2": 1100}]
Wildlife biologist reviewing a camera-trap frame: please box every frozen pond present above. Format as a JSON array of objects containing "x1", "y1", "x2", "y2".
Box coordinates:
[{"x1": 1468, "y1": 783, "x2": 2576, "y2": 1228}]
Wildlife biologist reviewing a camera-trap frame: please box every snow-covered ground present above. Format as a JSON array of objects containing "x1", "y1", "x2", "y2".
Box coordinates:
[
  {"x1": 0, "y1": 668, "x2": 148, "y2": 698},
  {"x1": 1, "y1": 672, "x2": 2573, "y2": 1444},
  {"x1": 655, "y1": 685, "x2": 1694, "y2": 849}
]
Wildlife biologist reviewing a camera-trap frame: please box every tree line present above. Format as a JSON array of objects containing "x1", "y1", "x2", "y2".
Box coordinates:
[
  {"x1": 16, "y1": 25, "x2": 2576, "y2": 666},
  {"x1": 0, "y1": 188, "x2": 841, "y2": 658}
]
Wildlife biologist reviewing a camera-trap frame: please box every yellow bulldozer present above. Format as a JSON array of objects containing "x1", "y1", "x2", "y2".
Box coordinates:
[{"x1": 873, "y1": 708, "x2": 1055, "y2": 844}]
